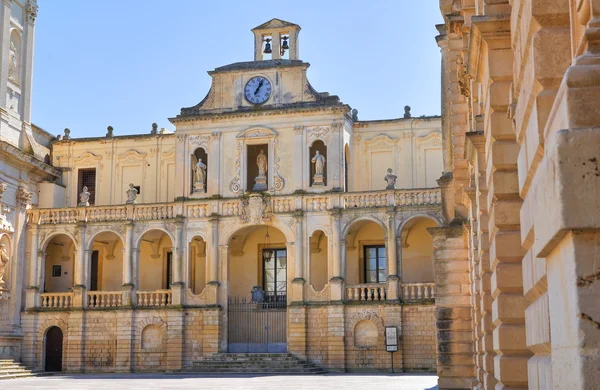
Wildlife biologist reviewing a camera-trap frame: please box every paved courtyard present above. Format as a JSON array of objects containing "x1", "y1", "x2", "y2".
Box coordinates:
[{"x1": 8, "y1": 373, "x2": 438, "y2": 389}]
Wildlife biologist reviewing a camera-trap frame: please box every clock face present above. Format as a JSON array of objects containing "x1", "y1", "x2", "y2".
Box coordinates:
[{"x1": 244, "y1": 76, "x2": 272, "y2": 104}]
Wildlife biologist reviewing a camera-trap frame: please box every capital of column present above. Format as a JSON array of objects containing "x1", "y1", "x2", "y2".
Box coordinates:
[
  {"x1": 293, "y1": 210, "x2": 304, "y2": 221},
  {"x1": 25, "y1": 0, "x2": 38, "y2": 25},
  {"x1": 209, "y1": 214, "x2": 220, "y2": 225},
  {"x1": 329, "y1": 208, "x2": 342, "y2": 219}
]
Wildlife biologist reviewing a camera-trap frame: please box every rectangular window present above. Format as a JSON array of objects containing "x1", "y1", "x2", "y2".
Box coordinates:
[
  {"x1": 262, "y1": 248, "x2": 287, "y2": 304},
  {"x1": 52, "y1": 265, "x2": 61, "y2": 277},
  {"x1": 364, "y1": 245, "x2": 387, "y2": 283},
  {"x1": 78, "y1": 168, "x2": 96, "y2": 205}
]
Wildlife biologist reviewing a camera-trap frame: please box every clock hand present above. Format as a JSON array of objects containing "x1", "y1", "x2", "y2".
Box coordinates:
[{"x1": 254, "y1": 79, "x2": 264, "y2": 95}]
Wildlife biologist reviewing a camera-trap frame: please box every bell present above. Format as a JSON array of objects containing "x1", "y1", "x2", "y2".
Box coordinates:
[
  {"x1": 281, "y1": 36, "x2": 289, "y2": 50},
  {"x1": 263, "y1": 39, "x2": 272, "y2": 54}
]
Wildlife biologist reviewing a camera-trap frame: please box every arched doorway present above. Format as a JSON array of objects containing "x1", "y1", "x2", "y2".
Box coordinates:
[
  {"x1": 227, "y1": 224, "x2": 290, "y2": 353},
  {"x1": 44, "y1": 326, "x2": 63, "y2": 372}
]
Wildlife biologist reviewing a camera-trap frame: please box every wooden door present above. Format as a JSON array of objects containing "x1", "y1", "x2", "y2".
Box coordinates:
[{"x1": 45, "y1": 326, "x2": 63, "y2": 372}]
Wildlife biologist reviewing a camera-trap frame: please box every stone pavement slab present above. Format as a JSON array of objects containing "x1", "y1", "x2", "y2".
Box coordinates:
[{"x1": 8, "y1": 373, "x2": 439, "y2": 390}]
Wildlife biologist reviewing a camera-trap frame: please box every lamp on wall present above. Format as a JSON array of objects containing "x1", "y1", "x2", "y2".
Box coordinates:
[{"x1": 263, "y1": 226, "x2": 273, "y2": 258}]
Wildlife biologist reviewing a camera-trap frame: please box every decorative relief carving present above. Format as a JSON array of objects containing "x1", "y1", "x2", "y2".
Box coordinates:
[
  {"x1": 16, "y1": 187, "x2": 32, "y2": 206},
  {"x1": 176, "y1": 134, "x2": 186, "y2": 142},
  {"x1": 293, "y1": 125, "x2": 305, "y2": 135},
  {"x1": 306, "y1": 126, "x2": 330, "y2": 142},
  {"x1": 240, "y1": 195, "x2": 272, "y2": 225},
  {"x1": 203, "y1": 78, "x2": 216, "y2": 109},
  {"x1": 189, "y1": 135, "x2": 210, "y2": 150},
  {"x1": 229, "y1": 140, "x2": 243, "y2": 194},
  {"x1": 74, "y1": 151, "x2": 102, "y2": 165},
  {"x1": 272, "y1": 138, "x2": 285, "y2": 192},
  {"x1": 211, "y1": 132, "x2": 220, "y2": 141},
  {"x1": 331, "y1": 123, "x2": 343, "y2": 132},
  {"x1": 26, "y1": 0, "x2": 38, "y2": 24},
  {"x1": 244, "y1": 130, "x2": 270, "y2": 138}
]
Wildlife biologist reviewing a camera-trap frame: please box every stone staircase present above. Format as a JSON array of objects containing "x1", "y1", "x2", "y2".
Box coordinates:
[
  {"x1": 0, "y1": 359, "x2": 38, "y2": 380},
  {"x1": 191, "y1": 353, "x2": 327, "y2": 374}
]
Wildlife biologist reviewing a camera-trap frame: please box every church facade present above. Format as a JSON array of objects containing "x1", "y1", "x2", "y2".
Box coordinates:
[{"x1": 0, "y1": 15, "x2": 445, "y2": 373}]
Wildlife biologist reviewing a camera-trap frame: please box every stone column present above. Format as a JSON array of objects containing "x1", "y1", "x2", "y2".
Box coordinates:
[
  {"x1": 208, "y1": 216, "x2": 219, "y2": 283},
  {"x1": 25, "y1": 224, "x2": 39, "y2": 309},
  {"x1": 73, "y1": 222, "x2": 87, "y2": 308},
  {"x1": 291, "y1": 211, "x2": 305, "y2": 302},
  {"x1": 171, "y1": 219, "x2": 185, "y2": 305},
  {"x1": 386, "y1": 209, "x2": 399, "y2": 300},
  {"x1": 131, "y1": 248, "x2": 140, "y2": 305},
  {"x1": 329, "y1": 209, "x2": 343, "y2": 301},
  {"x1": 428, "y1": 225, "x2": 475, "y2": 389},
  {"x1": 121, "y1": 223, "x2": 133, "y2": 306}
]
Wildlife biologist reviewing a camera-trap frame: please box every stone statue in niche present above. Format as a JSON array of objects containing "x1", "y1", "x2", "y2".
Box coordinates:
[
  {"x1": 385, "y1": 168, "x2": 397, "y2": 190},
  {"x1": 0, "y1": 244, "x2": 9, "y2": 290},
  {"x1": 311, "y1": 150, "x2": 326, "y2": 186},
  {"x1": 78, "y1": 186, "x2": 90, "y2": 206},
  {"x1": 8, "y1": 42, "x2": 17, "y2": 83},
  {"x1": 253, "y1": 149, "x2": 268, "y2": 191},
  {"x1": 194, "y1": 158, "x2": 207, "y2": 193},
  {"x1": 126, "y1": 183, "x2": 138, "y2": 204}
]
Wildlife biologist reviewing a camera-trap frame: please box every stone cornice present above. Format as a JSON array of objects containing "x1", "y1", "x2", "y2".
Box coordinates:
[
  {"x1": 0, "y1": 140, "x2": 60, "y2": 178},
  {"x1": 169, "y1": 104, "x2": 350, "y2": 125}
]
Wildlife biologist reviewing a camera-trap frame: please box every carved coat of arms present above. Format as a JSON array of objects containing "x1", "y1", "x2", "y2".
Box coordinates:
[{"x1": 240, "y1": 194, "x2": 272, "y2": 224}]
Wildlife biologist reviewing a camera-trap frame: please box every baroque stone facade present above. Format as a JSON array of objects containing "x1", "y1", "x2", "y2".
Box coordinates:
[
  {"x1": 436, "y1": 1, "x2": 600, "y2": 389},
  {"x1": 0, "y1": 17, "x2": 446, "y2": 374}
]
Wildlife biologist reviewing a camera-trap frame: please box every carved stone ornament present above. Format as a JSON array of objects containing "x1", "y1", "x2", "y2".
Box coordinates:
[
  {"x1": 189, "y1": 135, "x2": 210, "y2": 150},
  {"x1": 306, "y1": 126, "x2": 330, "y2": 142},
  {"x1": 331, "y1": 123, "x2": 343, "y2": 132},
  {"x1": 293, "y1": 125, "x2": 305, "y2": 135},
  {"x1": 229, "y1": 141, "x2": 243, "y2": 194},
  {"x1": 16, "y1": 187, "x2": 32, "y2": 206},
  {"x1": 26, "y1": 0, "x2": 38, "y2": 24},
  {"x1": 272, "y1": 138, "x2": 285, "y2": 191},
  {"x1": 0, "y1": 243, "x2": 8, "y2": 294},
  {"x1": 0, "y1": 182, "x2": 7, "y2": 203},
  {"x1": 240, "y1": 194, "x2": 272, "y2": 225}
]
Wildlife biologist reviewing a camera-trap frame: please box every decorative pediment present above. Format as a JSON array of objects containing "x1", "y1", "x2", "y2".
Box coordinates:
[
  {"x1": 417, "y1": 130, "x2": 442, "y2": 148},
  {"x1": 162, "y1": 148, "x2": 175, "y2": 161},
  {"x1": 116, "y1": 149, "x2": 147, "y2": 164},
  {"x1": 237, "y1": 127, "x2": 278, "y2": 139},
  {"x1": 252, "y1": 18, "x2": 299, "y2": 31},
  {"x1": 364, "y1": 134, "x2": 398, "y2": 152},
  {"x1": 74, "y1": 151, "x2": 102, "y2": 165}
]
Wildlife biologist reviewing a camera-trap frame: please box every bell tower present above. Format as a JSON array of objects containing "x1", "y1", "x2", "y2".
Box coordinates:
[{"x1": 252, "y1": 18, "x2": 300, "y2": 61}]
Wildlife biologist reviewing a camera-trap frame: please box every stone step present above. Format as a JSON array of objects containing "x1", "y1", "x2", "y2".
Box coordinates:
[
  {"x1": 0, "y1": 360, "x2": 38, "y2": 380},
  {"x1": 191, "y1": 353, "x2": 326, "y2": 374},
  {"x1": 190, "y1": 368, "x2": 326, "y2": 373},
  {"x1": 0, "y1": 372, "x2": 35, "y2": 380}
]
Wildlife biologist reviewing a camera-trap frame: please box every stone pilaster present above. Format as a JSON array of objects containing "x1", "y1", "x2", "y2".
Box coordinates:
[
  {"x1": 114, "y1": 310, "x2": 134, "y2": 372},
  {"x1": 326, "y1": 305, "x2": 345, "y2": 372},
  {"x1": 166, "y1": 311, "x2": 184, "y2": 371},
  {"x1": 428, "y1": 225, "x2": 475, "y2": 389}
]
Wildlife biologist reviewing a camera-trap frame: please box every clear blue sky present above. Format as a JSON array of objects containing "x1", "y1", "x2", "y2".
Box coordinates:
[{"x1": 33, "y1": 1, "x2": 443, "y2": 138}]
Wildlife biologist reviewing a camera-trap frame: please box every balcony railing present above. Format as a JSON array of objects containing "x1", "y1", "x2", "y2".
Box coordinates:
[
  {"x1": 402, "y1": 282, "x2": 435, "y2": 301},
  {"x1": 346, "y1": 284, "x2": 387, "y2": 302},
  {"x1": 136, "y1": 290, "x2": 172, "y2": 307},
  {"x1": 30, "y1": 188, "x2": 441, "y2": 225},
  {"x1": 40, "y1": 292, "x2": 73, "y2": 309},
  {"x1": 88, "y1": 291, "x2": 123, "y2": 308}
]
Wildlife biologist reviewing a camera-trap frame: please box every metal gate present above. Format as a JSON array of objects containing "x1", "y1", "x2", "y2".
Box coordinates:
[{"x1": 227, "y1": 294, "x2": 287, "y2": 353}]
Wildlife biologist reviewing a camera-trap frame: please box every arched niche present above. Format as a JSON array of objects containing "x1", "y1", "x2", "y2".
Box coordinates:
[
  {"x1": 191, "y1": 147, "x2": 208, "y2": 194},
  {"x1": 309, "y1": 230, "x2": 328, "y2": 291},
  {"x1": 188, "y1": 235, "x2": 207, "y2": 294},
  {"x1": 309, "y1": 140, "x2": 327, "y2": 187}
]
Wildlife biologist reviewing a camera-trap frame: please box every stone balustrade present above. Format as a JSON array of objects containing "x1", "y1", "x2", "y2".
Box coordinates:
[
  {"x1": 40, "y1": 292, "x2": 73, "y2": 309},
  {"x1": 29, "y1": 188, "x2": 441, "y2": 225},
  {"x1": 88, "y1": 291, "x2": 123, "y2": 309},
  {"x1": 346, "y1": 284, "x2": 387, "y2": 301},
  {"x1": 402, "y1": 282, "x2": 435, "y2": 301},
  {"x1": 136, "y1": 290, "x2": 172, "y2": 307}
]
